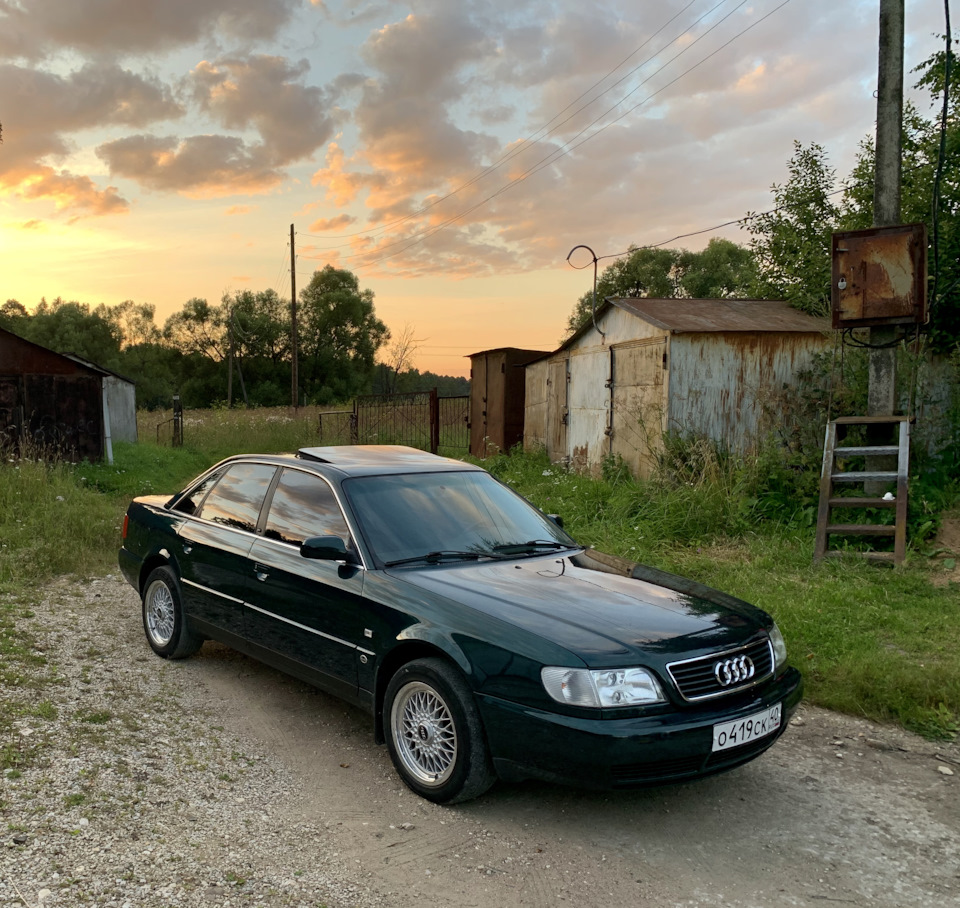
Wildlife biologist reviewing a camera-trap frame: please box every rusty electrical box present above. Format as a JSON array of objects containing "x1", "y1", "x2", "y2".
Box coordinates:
[{"x1": 831, "y1": 223, "x2": 927, "y2": 329}]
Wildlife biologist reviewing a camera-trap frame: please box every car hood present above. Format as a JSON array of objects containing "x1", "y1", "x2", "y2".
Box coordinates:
[{"x1": 388, "y1": 551, "x2": 765, "y2": 665}]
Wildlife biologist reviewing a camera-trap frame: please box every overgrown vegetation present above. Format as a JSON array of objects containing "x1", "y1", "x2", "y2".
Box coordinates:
[{"x1": 2, "y1": 406, "x2": 958, "y2": 743}]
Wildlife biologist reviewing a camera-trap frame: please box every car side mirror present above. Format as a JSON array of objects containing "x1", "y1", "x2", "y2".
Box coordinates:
[
  {"x1": 546, "y1": 514, "x2": 564, "y2": 529},
  {"x1": 301, "y1": 535, "x2": 352, "y2": 562}
]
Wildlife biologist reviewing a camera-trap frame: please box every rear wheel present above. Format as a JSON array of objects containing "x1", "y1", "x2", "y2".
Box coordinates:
[
  {"x1": 141, "y1": 566, "x2": 202, "y2": 659},
  {"x1": 384, "y1": 658, "x2": 495, "y2": 804}
]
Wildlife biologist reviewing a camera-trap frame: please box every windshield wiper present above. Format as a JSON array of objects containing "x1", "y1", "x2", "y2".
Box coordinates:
[
  {"x1": 492, "y1": 540, "x2": 575, "y2": 556},
  {"x1": 384, "y1": 550, "x2": 504, "y2": 568}
]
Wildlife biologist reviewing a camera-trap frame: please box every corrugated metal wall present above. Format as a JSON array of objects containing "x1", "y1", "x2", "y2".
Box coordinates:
[
  {"x1": 611, "y1": 338, "x2": 668, "y2": 477},
  {"x1": 469, "y1": 349, "x2": 546, "y2": 456},
  {"x1": 566, "y1": 343, "x2": 610, "y2": 472},
  {"x1": 667, "y1": 333, "x2": 827, "y2": 452},
  {"x1": 524, "y1": 303, "x2": 831, "y2": 476}
]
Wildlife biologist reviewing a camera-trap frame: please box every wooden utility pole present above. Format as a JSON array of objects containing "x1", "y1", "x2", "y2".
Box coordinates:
[
  {"x1": 290, "y1": 223, "x2": 299, "y2": 409},
  {"x1": 868, "y1": 0, "x2": 904, "y2": 416},
  {"x1": 227, "y1": 307, "x2": 234, "y2": 408}
]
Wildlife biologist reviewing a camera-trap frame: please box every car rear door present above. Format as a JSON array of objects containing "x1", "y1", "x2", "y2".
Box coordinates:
[
  {"x1": 245, "y1": 467, "x2": 367, "y2": 699},
  {"x1": 177, "y1": 462, "x2": 277, "y2": 638}
]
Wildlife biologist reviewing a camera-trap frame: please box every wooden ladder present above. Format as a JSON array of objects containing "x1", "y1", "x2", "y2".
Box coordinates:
[{"x1": 814, "y1": 415, "x2": 910, "y2": 565}]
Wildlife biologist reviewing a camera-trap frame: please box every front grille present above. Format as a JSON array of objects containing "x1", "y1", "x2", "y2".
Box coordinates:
[
  {"x1": 611, "y1": 754, "x2": 705, "y2": 785},
  {"x1": 667, "y1": 636, "x2": 774, "y2": 702}
]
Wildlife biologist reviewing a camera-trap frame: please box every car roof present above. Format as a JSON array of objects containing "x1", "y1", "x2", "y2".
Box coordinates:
[{"x1": 296, "y1": 445, "x2": 481, "y2": 477}]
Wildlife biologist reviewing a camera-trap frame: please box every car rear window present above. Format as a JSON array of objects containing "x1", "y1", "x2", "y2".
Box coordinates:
[{"x1": 196, "y1": 463, "x2": 277, "y2": 532}]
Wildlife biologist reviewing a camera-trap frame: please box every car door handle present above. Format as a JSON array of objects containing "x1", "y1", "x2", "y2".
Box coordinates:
[
  {"x1": 182, "y1": 544, "x2": 192, "y2": 555},
  {"x1": 254, "y1": 563, "x2": 269, "y2": 582}
]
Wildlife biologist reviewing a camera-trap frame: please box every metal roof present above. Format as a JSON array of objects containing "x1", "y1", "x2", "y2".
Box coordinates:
[
  {"x1": 466, "y1": 347, "x2": 550, "y2": 360},
  {"x1": 609, "y1": 298, "x2": 832, "y2": 333},
  {"x1": 526, "y1": 298, "x2": 831, "y2": 365},
  {"x1": 63, "y1": 353, "x2": 136, "y2": 384}
]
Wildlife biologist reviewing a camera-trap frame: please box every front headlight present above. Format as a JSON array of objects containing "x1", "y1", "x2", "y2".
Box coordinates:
[
  {"x1": 541, "y1": 666, "x2": 665, "y2": 708},
  {"x1": 769, "y1": 623, "x2": 788, "y2": 672}
]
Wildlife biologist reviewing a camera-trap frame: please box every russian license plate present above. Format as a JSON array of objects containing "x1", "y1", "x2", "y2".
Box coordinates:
[{"x1": 712, "y1": 703, "x2": 781, "y2": 752}]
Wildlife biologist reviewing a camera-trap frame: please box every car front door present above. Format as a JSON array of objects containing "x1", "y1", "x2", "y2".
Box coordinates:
[{"x1": 245, "y1": 467, "x2": 366, "y2": 700}]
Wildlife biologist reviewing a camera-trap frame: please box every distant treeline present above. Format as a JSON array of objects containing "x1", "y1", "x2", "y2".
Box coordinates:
[{"x1": 1, "y1": 265, "x2": 468, "y2": 410}]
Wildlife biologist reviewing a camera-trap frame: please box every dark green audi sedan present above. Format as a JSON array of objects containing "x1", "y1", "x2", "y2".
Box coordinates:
[{"x1": 119, "y1": 445, "x2": 802, "y2": 803}]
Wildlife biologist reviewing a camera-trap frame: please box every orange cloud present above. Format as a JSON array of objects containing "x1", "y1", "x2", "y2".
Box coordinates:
[
  {"x1": 1, "y1": 166, "x2": 128, "y2": 217},
  {"x1": 97, "y1": 134, "x2": 283, "y2": 198},
  {"x1": 308, "y1": 213, "x2": 356, "y2": 232},
  {"x1": 311, "y1": 142, "x2": 386, "y2": 206},
  {"x1": 225, "y1": 205, "x2": 253, "y2": 215}
]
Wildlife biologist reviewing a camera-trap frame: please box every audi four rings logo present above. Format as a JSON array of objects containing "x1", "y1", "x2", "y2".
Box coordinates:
[{"x1": 714, "y1": 655, "x2": 755, "y2": 687}]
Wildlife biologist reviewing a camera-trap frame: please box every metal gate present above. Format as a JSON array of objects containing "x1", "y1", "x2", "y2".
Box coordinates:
[{"x1": 318, "y1": 390, "x2": 470, "y2": 455}]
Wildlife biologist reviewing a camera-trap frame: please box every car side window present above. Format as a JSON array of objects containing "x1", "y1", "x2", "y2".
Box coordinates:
[
  {"x1": 263, "y1": 469, "x2": 351, "y2": 547},
  {"x1": 195, "y1": 463, "x2": 277, "y2": 532},
  {"x1": 171, "y1": 469, "x2": 223, "y2": 515}
]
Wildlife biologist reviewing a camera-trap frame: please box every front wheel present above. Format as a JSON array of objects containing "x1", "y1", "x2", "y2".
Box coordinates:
[
  {"x1": 384, "y1": 658, "x2": 495, "y2": 804},
  {"x1": 141, "y1": 566, "x2": 202, "y2": 659}
]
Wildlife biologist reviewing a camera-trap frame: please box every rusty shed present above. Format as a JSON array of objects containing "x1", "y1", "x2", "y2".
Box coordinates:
[
  {"x1": 469, "y1": 347, "x2": 549, "y2": 457},
  {"x1": 524, "y1": 299, "x2": 831, "y2": 477},
  {"x1": 0, "y1": 327, "x2": 136, "y2": 460}
]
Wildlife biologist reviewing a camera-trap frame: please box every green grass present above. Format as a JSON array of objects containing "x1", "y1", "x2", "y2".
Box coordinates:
[
  {"x1": 140, "y1": 406, "x2": 331, "y2": 462},
  {"x1": 1, "y1": 406, "x2": 957, "y2": 740}
]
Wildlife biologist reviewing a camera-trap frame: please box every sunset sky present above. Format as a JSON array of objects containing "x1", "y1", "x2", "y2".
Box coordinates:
[{"x1": 0, "y1": 0, "x2": 949, "y2": 377}]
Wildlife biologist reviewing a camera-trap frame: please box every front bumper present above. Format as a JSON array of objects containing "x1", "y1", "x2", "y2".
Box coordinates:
[{"x1": 478, "y1": 667, "x2": 802, "y2": 788}]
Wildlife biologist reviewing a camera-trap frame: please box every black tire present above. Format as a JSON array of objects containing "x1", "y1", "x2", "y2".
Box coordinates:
[
  {"x1": 384, "y1": 657, "x2": 496, "y2": 804},
  {"x1": 141, "y1": 566, "x2": 203, "y2": 659}
]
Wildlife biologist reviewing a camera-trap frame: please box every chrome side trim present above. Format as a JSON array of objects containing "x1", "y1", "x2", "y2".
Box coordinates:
[
  {"x1": 181, "y1": 578, "x2": 245, "y2": 605},
  {"x1": 242, "y1": 600, "x2": 357, "y2": 650}
]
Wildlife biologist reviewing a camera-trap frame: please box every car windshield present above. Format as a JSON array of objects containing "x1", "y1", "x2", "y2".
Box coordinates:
[{"x1": 343, "y1": 470, "x2": 577, "y2": 566}]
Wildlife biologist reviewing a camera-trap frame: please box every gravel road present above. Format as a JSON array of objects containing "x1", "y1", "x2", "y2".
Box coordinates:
[{"x1": 2, "y1": 575, "x2": 958, "y2": 908}]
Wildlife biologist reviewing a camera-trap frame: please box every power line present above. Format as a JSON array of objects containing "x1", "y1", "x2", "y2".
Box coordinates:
[
  {"x1": 347, "y1": 0, "x2": 791, "y2": 272},
  {"x1": 297, "y1": 0, "x2": 718, "y2": 247},
  {"x1": 271, "y1": 247, "x2": 290, "y2": 296},
  {"x1": 323, "y1": 1, "x2": 754, "y2": 267},
  {"x1": 569, "y1": 186, "x2": 847, "y2": 269}
]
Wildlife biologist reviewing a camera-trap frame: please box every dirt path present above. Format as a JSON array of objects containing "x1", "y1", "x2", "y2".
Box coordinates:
[
  {"x1": 4, "y1": 577, "x2": 957, "y2": 908},
  {"x1": 183, "y1": 636, "x2": 960, "y2": 908}
]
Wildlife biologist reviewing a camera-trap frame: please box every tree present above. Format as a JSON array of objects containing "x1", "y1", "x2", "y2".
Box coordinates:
[
  {"x1": 1, "y1": 299, "x2": 27, "y2": 322},
  {"x1": 16, "y1": 297, "x2": 124, "y2": 370},
  {"x1": 566, "y1": 241, "x2": 758, "y2": 335},
  {"x1": 224, "y1": 289, "x2": 289, "y2": 365},
  {"x1": 744, "y1": 141, "x2": 842, "y2": 317},
  {"x1": 221, "y1": 289, "x2": 291, "y2": 406},
  {"x1": 676, "y1": 238, "x2": 758, "y2": 299},
  {"x1": 297, "y1": 265, "x2": 389, "y2": 404},
  {"x1": 162, "y1": 298, "x2": 227, "y2": 361},
  {"x1": 106, "y1": 301, "x2": 161, "y2": 349},
  {"x1": 375, "y1": 323, "x2": 423, "y2": 394}
]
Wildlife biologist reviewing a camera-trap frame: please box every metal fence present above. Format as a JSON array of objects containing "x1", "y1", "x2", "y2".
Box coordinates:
[{"x1": 318, "y1": 390, "x2": 470, "y2": 455}]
